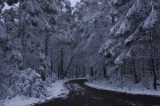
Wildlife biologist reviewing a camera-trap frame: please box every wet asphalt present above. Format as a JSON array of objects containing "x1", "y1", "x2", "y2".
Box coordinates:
[{"x1": 35, "y1": 79, "x2": 160, "y2": 106}]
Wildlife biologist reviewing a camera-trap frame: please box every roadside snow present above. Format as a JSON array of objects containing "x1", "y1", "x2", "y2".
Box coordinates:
[
  {"x1": 85, "y1": 81, "x2": 160, "y2": 97},
  {"x1": 3, "y1": 80, "x2": 69, "y2": 106},
  {"x1": 46, "y1": 80, "x2": 69, "y2": 99},
  {"x1": 3, "y1": 96, "x2": 40, "y2": 106}
]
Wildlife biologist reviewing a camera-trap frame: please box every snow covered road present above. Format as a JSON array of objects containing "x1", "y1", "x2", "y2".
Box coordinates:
[{"x1": 35, "y1": 79, "x2": 160, "y2": 106}]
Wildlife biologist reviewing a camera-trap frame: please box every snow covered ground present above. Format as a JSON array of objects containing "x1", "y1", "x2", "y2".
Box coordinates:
[
  {"x1": 85, "y1": 80, "x2": 160, "y2": 97},
  {"x1": 2, "y1": 80, "x2": 69, "y2": 106}
]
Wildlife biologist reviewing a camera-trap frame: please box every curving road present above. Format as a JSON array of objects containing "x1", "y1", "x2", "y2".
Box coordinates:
[{"x1": 35, "y1": 79, "x2": 160, "y2": 106}]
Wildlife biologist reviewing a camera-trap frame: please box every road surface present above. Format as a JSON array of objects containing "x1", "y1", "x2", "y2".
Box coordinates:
[{"x1": 35, "y1": 79, "x2": 160, "y2": 106}]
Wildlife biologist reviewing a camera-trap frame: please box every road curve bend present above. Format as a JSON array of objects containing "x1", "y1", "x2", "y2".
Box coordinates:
[{"x1": 35, "y1": 79, "x2": 160, "y2": 106}]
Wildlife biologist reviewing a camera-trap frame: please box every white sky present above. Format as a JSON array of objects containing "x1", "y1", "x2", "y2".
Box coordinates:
[
  {"x1": 69, "y1": 0, "x2": 80, "y2": 7},
  {"x1": 2, "y1": 2, "x2": 19, "y2": 13}
]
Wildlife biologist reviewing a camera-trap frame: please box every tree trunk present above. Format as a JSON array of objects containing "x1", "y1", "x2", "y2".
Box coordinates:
[
  {"x1": 90, "y1": 67, "x2": 94, "y2": 77},
  {"x1": 133, "y1": 59, "x2": 138, "y2": 84},
  {"x1": 76, "y1": 66, "x2": 78, "y2": 78},
  {"x1": 103, "y1": 65, "x2": 107, "y2": 79},
  {"x1": 51, "y1": 51, "x2": 53, "y2": 72},
  {"x1": 62, "y1": 55, "x2": 74, "y2": 78},
  {"x1": 45, "y1": 37, "x2": 49, "y2": 56},
  {"x1": 83, "y1": 67, "x2": 86, "y2": 77},
  {"x1": 60, "y1": 48, "x2": 64, "y2": 79},
  {"x1": 58, "y1": 65, "x2": 60, "y2": 79},
  {"x1": 71, "y1": 69, "x2": 73, "y2": 78},
  {"x1": 150, "y1": 31, "x2": 157, "y2": 90},
  {"x1": 152, "y1": 58, "x2": 157, "y2": 90}
]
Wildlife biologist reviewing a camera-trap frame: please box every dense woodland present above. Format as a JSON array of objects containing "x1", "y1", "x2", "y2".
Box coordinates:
[{"x1": 0, "y1": 0, "x2": 160, "y2": 100}]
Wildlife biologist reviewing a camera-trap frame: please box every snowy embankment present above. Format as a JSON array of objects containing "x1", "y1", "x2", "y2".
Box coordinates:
[
  {"x1": 2, "y1": 80, "x2": 69, "y2": 106},
  {"x1": 85, "y1": 80, "x2": 160, "y2": 97}
]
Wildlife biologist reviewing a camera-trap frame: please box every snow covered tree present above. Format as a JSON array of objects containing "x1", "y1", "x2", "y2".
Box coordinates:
[
  {"x1": 65, "y1": 0, "x2": 111, "y2": 78},
  {"x1": 100, "y1": 0, "x2": 160, "y2": 89},
  {"x1": 0, "y1": 0, "x2": 72, "y2": 100}
]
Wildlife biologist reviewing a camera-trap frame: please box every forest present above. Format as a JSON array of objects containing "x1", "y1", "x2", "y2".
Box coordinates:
[{"x1": 0, "y1": 0, "x2": 160, "y2": 106}]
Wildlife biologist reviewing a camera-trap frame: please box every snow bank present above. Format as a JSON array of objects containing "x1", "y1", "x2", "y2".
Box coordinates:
[
  {"x1": 85, "y1": 81, "x2": 160, "y2": 97},
  {"x1": 3, "y1": 96, "x2": 40, "y2": 106},
  {"x1": 3, "y1": 80, "x2": 69, "y2": 106},
  {"x1": 46, "y1": 80, "x2": 69, "y2": 99}
]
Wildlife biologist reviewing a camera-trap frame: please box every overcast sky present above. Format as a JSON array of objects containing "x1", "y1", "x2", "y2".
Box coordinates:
[{"x1": 69, "y1": 0, "x2": 80, "y2": 7}]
